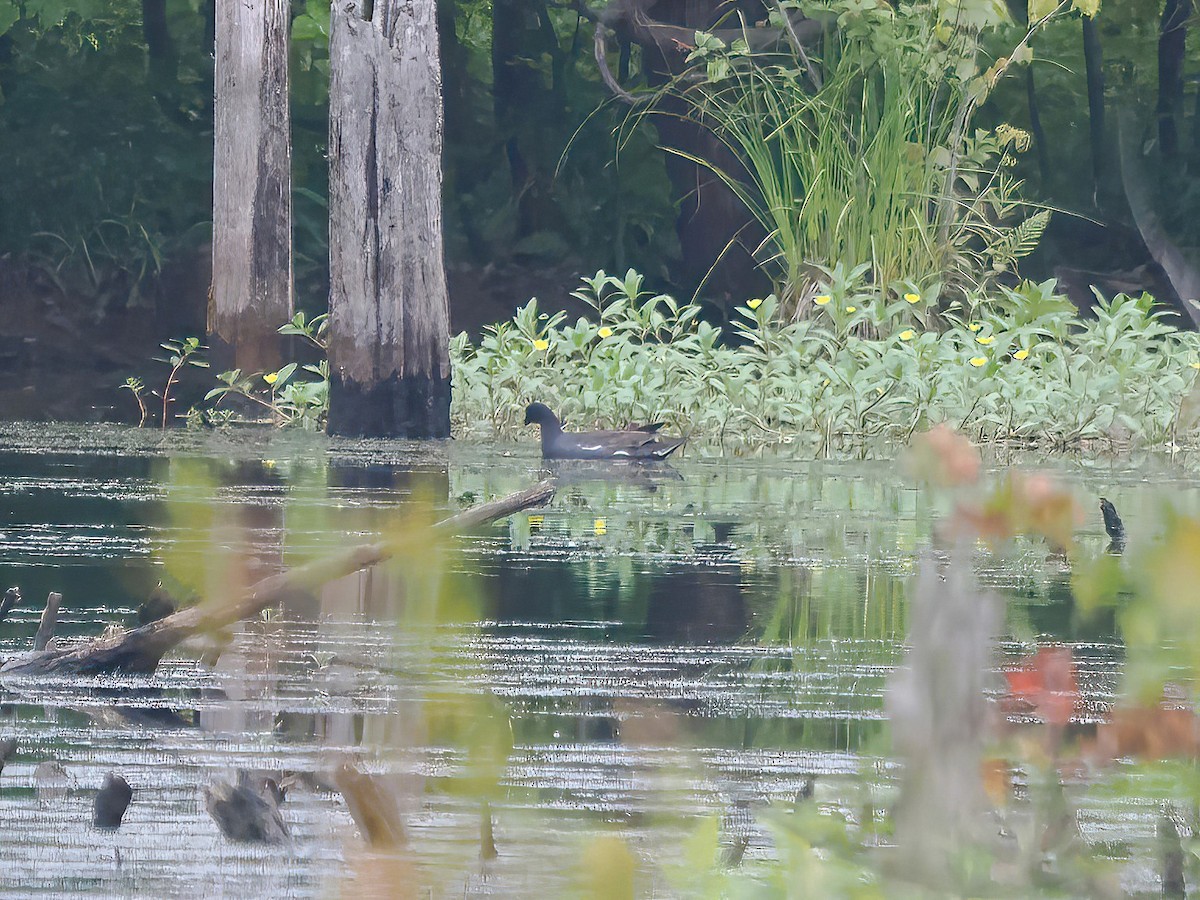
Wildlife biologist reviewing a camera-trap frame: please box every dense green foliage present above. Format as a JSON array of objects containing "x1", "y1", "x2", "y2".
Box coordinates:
[
  {"x1": 657, "y1": 0, "x2": 1057, "y2": 306},
  {"x1": 452, "y1": 269, "x2": 1200, "y2": 450},
  {"x1": 2, "y1": 0, "x2": 1198, "y2": 319},
  {"x1": 0, "y1": 0, "x2": 213, "y2": 308}
]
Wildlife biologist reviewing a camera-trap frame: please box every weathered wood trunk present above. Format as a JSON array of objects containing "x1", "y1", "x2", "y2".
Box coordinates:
[
  {"x1": 327, "y1": 0, "x2": 451, "y2": 438},
  {"x1": 210, "y1": 0, "x2": 293, "y2": 374}
]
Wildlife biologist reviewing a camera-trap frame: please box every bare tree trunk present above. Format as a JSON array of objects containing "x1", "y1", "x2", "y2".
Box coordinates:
[
  {"x1": 327, "y1": 0, "x2": 451, "y2": 438},
  {"x1": 1158, "y1": 0, "x2": 1192, "y2": 159},
  {"x1": 1081, "y1": 16, "x2": 1110, "y2": 208},
  {"x1": 211, "y1": 0, "x2": 293, "y2": 374}
]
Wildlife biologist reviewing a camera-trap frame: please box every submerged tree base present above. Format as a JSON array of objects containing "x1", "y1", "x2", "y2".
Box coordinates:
[{"x1": 328, "y1": 372, "x2": 451, "y2": 439}]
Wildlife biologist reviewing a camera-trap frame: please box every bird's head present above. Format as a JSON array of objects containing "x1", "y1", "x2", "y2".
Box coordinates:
[{"x1": 524, "y1": 402, "x2": 557, "y2": 427}]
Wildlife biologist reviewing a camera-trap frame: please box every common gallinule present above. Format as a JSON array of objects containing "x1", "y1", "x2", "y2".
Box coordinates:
[{"x1": 524, "y1": 402, "x2": 684, "y2": 460}]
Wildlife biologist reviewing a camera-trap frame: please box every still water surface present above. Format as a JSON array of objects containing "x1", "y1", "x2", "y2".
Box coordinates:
[{"x1": 0, "y1": 424, "x2": 1191, "y2": 896}]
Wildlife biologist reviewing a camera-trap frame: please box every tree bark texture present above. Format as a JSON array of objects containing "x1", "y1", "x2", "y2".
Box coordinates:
[
  {"x1": 327, "y1": 0, "x2": 451, "y2": 438},
  {"x1": 1158, "y1": 0, "x2": 1192, "y2": 158},
  {"x1": 211, "y1": 0, "x2": 293, "y2": 374},
  {"x1": 1081, "y1": 17, "x2": 1110, "y2": 208}
]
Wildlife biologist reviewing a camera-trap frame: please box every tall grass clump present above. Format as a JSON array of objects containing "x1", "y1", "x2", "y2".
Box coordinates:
[
  {"x1": 646, "y1": 0, "x2": 1095, "y2": 308},
  {"x1": 452, "y1": 269, "x2": 1200, "y2": 452}
]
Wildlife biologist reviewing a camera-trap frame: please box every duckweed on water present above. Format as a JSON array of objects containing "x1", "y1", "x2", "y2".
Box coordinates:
[{"x1": 451, "y1": 268, "x2": 1200, "y2": 452}]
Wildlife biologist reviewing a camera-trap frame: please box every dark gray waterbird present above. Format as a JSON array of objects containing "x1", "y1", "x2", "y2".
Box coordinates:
[{"x1": 523, "y1": 402, "x2": 684, "y2": 460}]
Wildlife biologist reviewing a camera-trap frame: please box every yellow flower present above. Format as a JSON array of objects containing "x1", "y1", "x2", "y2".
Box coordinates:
[
  {"x1": 845, "y1": 306, "x2": 857, "y2": 313},
  {"x1": 528, "y1": 514, "x2": 544, "y2": 529},
  {"x1": 968, "y1": 322, "x2": 982, "y2": 332},
  {"x1": 533, "y1": 338, "x2": 550, "y2": 351},
  {"x1": 903, "y1": 292, "x2": 921, "y2": 304},
  {"x1": 969, "y1": 356, "x2": 987, "y2": 368},
  {"x1": 593, "y1": 517, "x2": 607, "y2": 535},
  {"x1": 597, "y1": 326, "x2": 613, "y2": 339},
  {"x1": 975, "y1": 335, "x2": 995, "y2": 345},
  {"x1": 899, "y1": 329, "x2": 915, "y2": 341},
  {"x1": 263, "y1": 372, "x2": 279, "y2": 385},
  {"x1": 1014, "y1": 349, "x2": 1030, "y2": 361},
  {"x1": 1191, "y1": 362, "x2": 1200, "y2": 370},
  {"x1": 747, "y1": 298, "x2": 763, "y2": 310},
  {"x1": 814, "y1": 295, "x2": 831, "y2": 306}
]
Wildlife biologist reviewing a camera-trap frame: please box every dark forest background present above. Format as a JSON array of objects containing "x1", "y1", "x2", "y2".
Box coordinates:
[{"x1": 0, "y1": 0, "x2": 1197, "y2": 417}]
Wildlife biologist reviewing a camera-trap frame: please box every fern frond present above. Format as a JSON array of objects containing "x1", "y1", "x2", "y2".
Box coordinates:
[{"x1": 989, "y1": 210, "x2": 1051, "y2": 269}]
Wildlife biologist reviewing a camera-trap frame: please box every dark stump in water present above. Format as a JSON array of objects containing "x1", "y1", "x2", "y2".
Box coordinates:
[
  {"x1": 137, "y1": 585, "x2": 177, "y2": 626},
  {"x1": 0, "y1": 738, "x2": 16, "y2": 775},
  {"x1": 94, "y1": 773, "x2": 132, "y2": 828},
  {"x1": 1099, "y1": 497, "x2": 1126, "y2": 553},
  {"x1": 205, "y1": 770, "x2": 289, "y2": 844}
]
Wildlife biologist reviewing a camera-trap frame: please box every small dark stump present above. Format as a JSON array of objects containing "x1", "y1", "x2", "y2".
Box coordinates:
[
  {"x1": 94, "y1": 774, "x2": 132, "y2": 828},
  {"x1": 0, "y1": 738, "x2": 16, "y2": 776},
  {"x1": 0, "y1": 587, "x2": 20, "y2": 623},
  {"x1": 205, "y1": 770, "x2": 289, "y2": 844},
  {"x1": 1099, "y1": 497, "x2": 1126, "y2": 554},
  {"x1": 137, "y1": 585, "x2": 177, "y2": 626}
]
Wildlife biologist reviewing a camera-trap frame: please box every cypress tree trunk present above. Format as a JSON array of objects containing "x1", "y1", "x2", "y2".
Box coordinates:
[
  {"x1": 327, "y1": 0, "x2": 451, "y2": 438},
  {"x1": 1158, "y1": 0, "x2": 1192, "y2": 159},
  {"x1": 211, "y1": 0, "x2": 293, "y2": 374}
]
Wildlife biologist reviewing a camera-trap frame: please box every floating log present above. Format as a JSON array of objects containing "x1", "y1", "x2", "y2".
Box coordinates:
[{"x1": 0, "y1": 480, "x2": 556, "y2": 677}]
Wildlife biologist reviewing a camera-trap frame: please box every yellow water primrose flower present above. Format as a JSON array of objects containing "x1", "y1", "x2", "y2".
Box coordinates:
[
  {"x1": 845, "y1": 306, "x2": 857, "y2": 313},
  {"x1": 747, "y1": 298, "x2": 763, "y2": 310},
  {"x1": 1014, "y1": 349, "x2": 1030, "y2": 361},
  {"x1": 593, "y1": 517, "x2": 607, "y2": 535},
  {"x1": 597, "y1": 326, "x2": 613, "y2": 339},
  {"x1": 263, "y1": 372, "x2": 279, "y2": 385},
  {"x1": 533, "y1": 338, "x2": 550, "y2": 351},
  {"x1": 1191, "y1": 361, "x2": 1200, "y2": 370},
  {"x1": 814, "y1": 295, "x2": 831, "y2": 306},
  {"x1": 968, "y1": 322, "x2": 983, "y2": 332},
  {"x1": 969, "y1": 356, "x2": 988, "y2": 368},
  {"x1": 904, "y1": 292, "x2": 921, "y2": 304},
  {"x1": 899, "y1": 329, "x2": 915, "y2": 341},
  {"x1": 975, "y1": 335, "x2": 995, "y2": 345}
]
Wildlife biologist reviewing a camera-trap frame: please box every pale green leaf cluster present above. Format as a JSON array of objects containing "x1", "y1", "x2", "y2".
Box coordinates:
[{"x1": 451, "y1": 269, "x2": 1200, "y2": 452}]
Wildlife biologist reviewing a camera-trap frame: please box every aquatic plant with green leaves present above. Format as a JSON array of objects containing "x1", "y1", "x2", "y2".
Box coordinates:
[
  {"x1": 125, "y1": 314, "x2": 329, "y2": 429},
  {"x1": 452, "y1": 268, "x2": 1200, "y2": 451},
  {"x1": 203, "y1": 313, "x2": 330, "y2": 430}
]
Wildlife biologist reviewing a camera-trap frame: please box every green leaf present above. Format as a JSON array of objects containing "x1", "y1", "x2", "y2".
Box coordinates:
[
  {"x1": 1028, "y1": 0, "x2": 1058, "y2": 19},
  {"x1": 1073, "y1": 0, "x2": 1099, "y2": 15},
  {"x1": 0, "y1": 2, "x2": 20, "y2": 38}
]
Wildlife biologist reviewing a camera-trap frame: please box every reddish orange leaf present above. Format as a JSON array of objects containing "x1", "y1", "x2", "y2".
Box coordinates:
[{"x1": 1002, "y1": 647, "x2": 1079, "y2": 727}]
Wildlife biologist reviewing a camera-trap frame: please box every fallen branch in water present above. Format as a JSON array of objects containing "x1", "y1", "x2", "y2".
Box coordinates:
[{"x1": 0, "y1": 480, "x2": 556, "y2": 677}]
